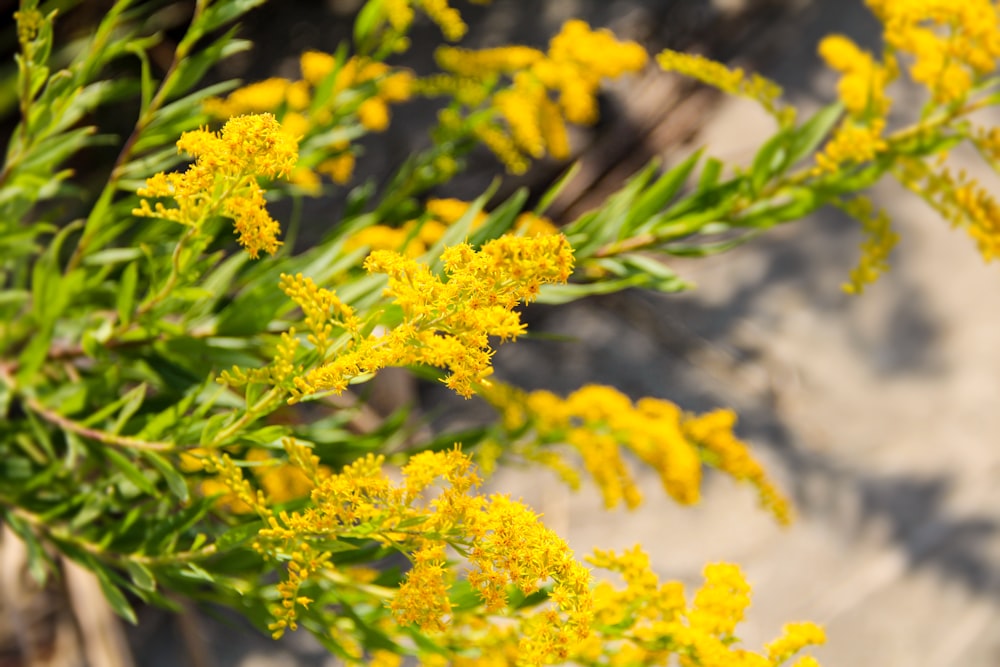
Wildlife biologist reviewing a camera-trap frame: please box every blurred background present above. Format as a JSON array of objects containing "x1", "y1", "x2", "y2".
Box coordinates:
[{"x1": 4, "y1": 0, "x2": 1000, "y2": 665}]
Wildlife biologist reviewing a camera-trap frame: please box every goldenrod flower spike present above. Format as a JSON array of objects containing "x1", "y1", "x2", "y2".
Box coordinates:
[
  {"x1": 656, "y1": 48, "x2": 792, "y2": 125},
  {"x1": 432, "y1": 20, "x2": 646, "y2": 172},
  {"x1": 133, "y1": 113, "x2": 298, "y2": 258},
  {"x1": 291, "y1": 234, "x2": 574, "y2": 401},
  {"x1": 482, "y1": 383, "x2": 792, "y2": 523},
  {"x1": 867, "y1": 0, "x2": 1000, "y2": 104},
  {"x1": 818, "y1": 35, "x2": 895, "y2": 117},
  {"x1": 838, "y1": 196, "x2": 899, "y2": 294}
]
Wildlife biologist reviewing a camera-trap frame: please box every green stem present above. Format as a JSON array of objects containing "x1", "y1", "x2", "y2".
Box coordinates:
[
  {"x1": 590, "y1": 92, "x2": 998, "y2": 261},
  {"x1": 23, "y1": 396, "x2": 173, "y2": 452},
  {"x1": 6, "y1": 504, "x2": 218, "y2": 568}
]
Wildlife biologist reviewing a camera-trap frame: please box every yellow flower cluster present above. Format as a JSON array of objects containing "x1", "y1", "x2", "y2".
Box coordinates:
[
  {"x1": 345, "y1": 198, "x2": 487, "y2": 257},
  {"x1": 482, "y1": 384, "x2": 791, "y2": 524},
  {"x1": 203, "y1": 77, "x2": 311, "y2": 118},
  {"x1": 837, "y1": 196, "x2": 899, "y2": 294},
  {"x1": 813, "y1": 118, "x2": 887, "y2": 174},
  {"x1": 219, "y1": 328, "x2": 300, "y2": 390},
  {"x1": 239, "y1": 445, "x2": 593, "y2": 664},
  {"x1": 133, "y1": 113, "x2": 297, "y2": 258},
  {"x1": 291, "y1": 234, "x2": 574, "y2": 400},
  {"x1": 818, "y1": 36, "x2": 895, "y2": 117},
  {"x1": 209, "y1": 51, "x2": 414, "y2": 135},
  {"x1": 896, "y1": 158, "x2": 1000, "y2": 263},
  {"x1": 814, "y1": 34, "x2": 893, "y2": 174},
  {"x1": 816, "y1": 1, "x2": 1000, "y2": 174},
  {"x1": 656, "y1": 49, "x2": 794, "y2": 126},
  {"x1": 279, "y1": 272, "x2": 361, "y2": 357},
  {"x1": 683, "y1": 409, "x2": 792, "y2": 525},
  {"x1": 382, "y1": 0, "x2": 492, "y2": 42},
  {"x1": 867, "y1": 0, "x2": 1000, "y2": 105},
  {"x1": 183, "y1": 440, "x2": 325, "y2": 515},
  {"x1": 430, "y1": 20, "x2": 647, "y2": 172},
  {"x1": 204, "y1": 51, "x2": 415, "y2": 192},
  {"x1": 14, "y1": 6, "x2": 44, "y2": 45},
  {"x1": 345, "y1": 198, "x2": 559, "y2": 257},
  {"x1": 579, "y1": 548, "x2": 825, "y2": 667}
]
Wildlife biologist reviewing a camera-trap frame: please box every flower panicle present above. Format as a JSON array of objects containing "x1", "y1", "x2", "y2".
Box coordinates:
[
  {"x1": 290, "y1": 234, "x2": 573, "y2": 402},
  {"x1": 431, "y1": 19, "x2": 647, "y2": 172},
  {"x1": 481, "y1": 383, "x2": 792, "y2": 523},
  {"x1": 656, "y1": 48, "x2": 794, "y2": 126},
  {"x1": 837, "y1": 196, "x2": 899, "y2": 294},
  {"x1": 133, "y1": 113, "x2": 297, "y2": 259},
  {"x1": 581, "y1": 547, "x2": 825, "y2": 667}
]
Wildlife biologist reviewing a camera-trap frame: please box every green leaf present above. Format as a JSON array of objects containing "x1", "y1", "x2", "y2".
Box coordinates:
[
  {"x1": 216, "y1": 522, "x2": 264, "y2": 550},
  {"x1": 786, "y1": 102, "x2": 844, "y2": 166},
  {"x1": 116, "y1": 146, "x2": 183, "y2": 181},
  {"x1": 563, "y1": 165, "x2": 655, "y2": 259},
  {"x1": 136, "y1": 384, "x2": 201, "y2": 441},
  {"x1": 1, "y1": 512, "x2": 52, "y2": 584},
  {"x1": 104, "y1": 448, "x2": 157, "y2": 495},
  {"x1": 83, "y1": 248, "x2": 145, "y2": 266},
  {"x1": 125, "y1": 561, "x2": 156, "y2": 593},
  {"x1": 615, "y1": 254, "x2": 692, "y2": 292},
  {"x1": 622, "y1": 152, "x2": 702, "y2": 238},
  {"x1": 534, "y1": 161, "x2": 581, "y2": 216},
  {"x1": 111, "y1": 383, "x2": 148, "y2": 435},
  {"x1": 735, "y1": 187, "x2": 821, "y2": 229},
  {"x1": 116, "y1": 262, "x2": 139, "y2": 327},
  {"x1": 94, "y1": 569, "x2": 138, "y2": 625},
  {"x1": 697, "y1": 157, "x2": 724, "y2": 191},
  {"x1": 164, "y1": 31, "x2": 251, "y2": 103},
  {"x1": 142, "y1": 451, "x2": 190, "y2": 503},
  {"x1": 536, "y1": 275, "x2": 650, "y2": 304},
  {"x1": 198, "y1": 0, "x2": 268, "y2": 35},
  {"x1": 181, "y1": 562, "x2": 214, "y2": 583},
  {"x1": 200, "y1": 412, "x2": 231, "y2": 445},
  {"x1": 469, "y1": 187, "x2": 528, "y2": 246},
  {"x1": 126, "y1": 37, "x2": 157, "y2": 117},
  {"x1": 749, "y1": 129, "x2": 790, "y2": 195},
  {"x1": 354, "y1": 0, "x2": 387, "y2": 48},
  {"x1": 18, "y1": 127, "x2": 112, "y2": 173},
  {"x1": 30, "y1": 220, "x2": 81, "y2": 325}
]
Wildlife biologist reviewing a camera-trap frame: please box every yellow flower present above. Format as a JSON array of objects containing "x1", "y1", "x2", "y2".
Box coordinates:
[
  {"x1": 657, "y1": 49, "x2": 791, "y2": 124},
  {"x1": 838, "y1": 196, "x2": 899, "y2": 294},
  {"x1": 291, "y1": 235, "x2": 574, "y2": 400},
  {"x1": 432, "y1": 20, "x2": 646, "y2": 171},
  {"x1": 301, "y1": 50, "x2": 337, "y2": 86},
  {"x1": 317, "y1": 153, "x2": 356, "y2": 184},
  {"x1": 279, "y1": 272, "x2": 360, "y2": 357},
  {"x1": 895, "y1": 159, "x2": 1000, "y2": 264},
  {"x1": 867, "y1": 0, "x2": 1000, "y2": 103},
  {"x1": 767, "y1": 622, "x2": 827, "y2": 664},
  {"x1": 687, "y1": 563, "x2": 751, "y2": 637},
  {"x1": 818, "y1": 35, "x2": 894, "y2": 116},
  {"x1": 358, "y1": 97, "x2": 391, "y2": 132},
  {"x1": 684, "y1": 408, "x2": 792, "y2": 525},
  {"x1": 513, "y1": 211, "x2": 560, "y2": 237},
  {"x1": 814, "y1": 118, "x2": 887, "y2": 174},
  {"x1": 418, "y1": 0, "x2": 467, "y2": 41},
  {"x1": 481, "y1": 383, "x2": 790, "y2": 521},
  {"x1": 133, "y1": 113, "x2": 298, "y2": 259},
  {"x1": 203, "y1": 77, "x2": 294, "y2": 118},
  {"x1": 391, "y1": 544, "x2": 454, "y2": 631}
]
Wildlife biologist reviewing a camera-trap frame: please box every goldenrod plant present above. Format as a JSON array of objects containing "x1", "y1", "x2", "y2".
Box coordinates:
[{"x1": 3, "y1": 0, "x2": 999, "y2": 664}]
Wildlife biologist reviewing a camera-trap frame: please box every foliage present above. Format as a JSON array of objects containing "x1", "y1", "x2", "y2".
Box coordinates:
[{"x1": 3, "y1": 0, "x2": 1000, "y2": 664}]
